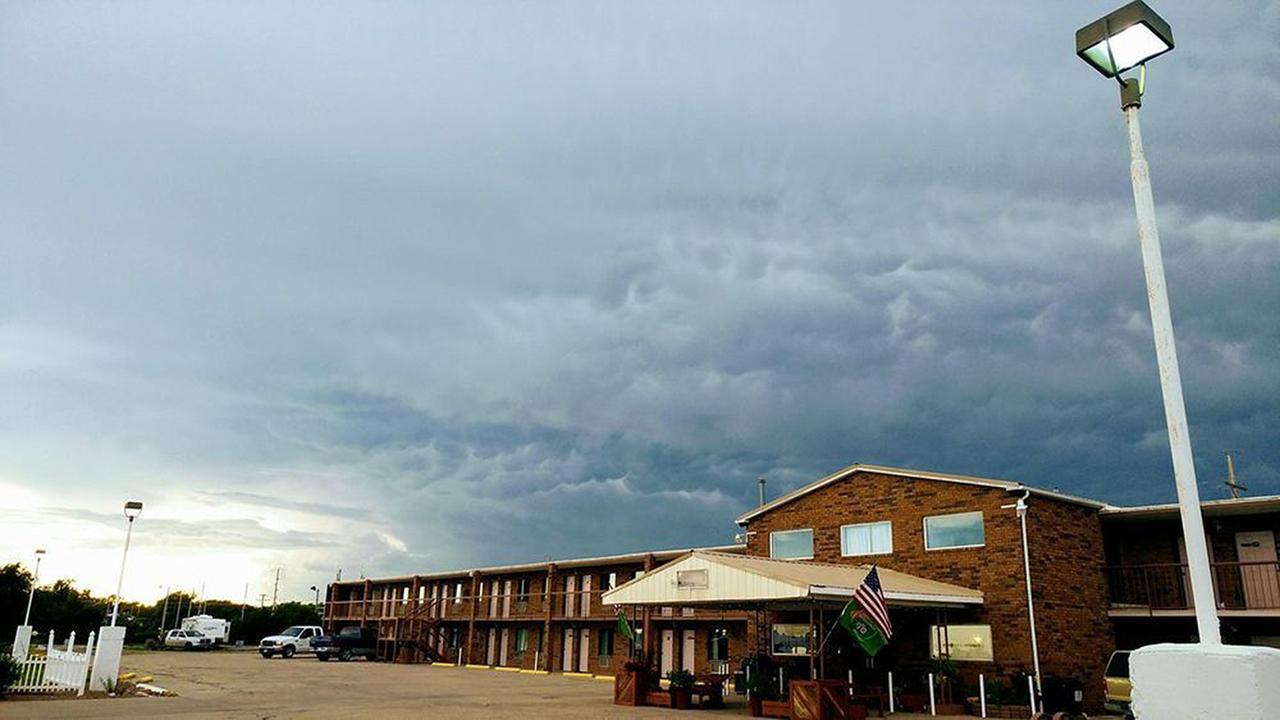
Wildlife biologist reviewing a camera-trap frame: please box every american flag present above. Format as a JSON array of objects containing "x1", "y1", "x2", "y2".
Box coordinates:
[{"x1": 854, "y1": 566, "x2": 893, "y2": 638}]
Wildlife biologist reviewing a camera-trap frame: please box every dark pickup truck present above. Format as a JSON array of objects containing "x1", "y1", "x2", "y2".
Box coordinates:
[{"x1": 314, "y1": 626, "x2": 378, "y2": 662}]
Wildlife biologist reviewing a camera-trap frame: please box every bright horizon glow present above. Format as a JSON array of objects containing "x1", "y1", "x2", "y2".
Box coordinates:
[{"x1": 1082, "y1": 23, "x2": 1171, "y2": 75}]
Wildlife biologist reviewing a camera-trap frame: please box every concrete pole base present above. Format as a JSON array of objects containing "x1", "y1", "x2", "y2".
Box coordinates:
[
  {"x1": 12, "y1": 625, "x2": 33, "y2": 660},
  {"x1": 1131, "y1": 642, "x2": 1280, "y2": 719}
]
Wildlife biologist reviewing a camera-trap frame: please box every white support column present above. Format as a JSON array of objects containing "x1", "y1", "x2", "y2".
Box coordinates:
[
  {"x1": 887, "y1": 671, "x2": 894, "y2": 713},
  {"x1": 12, "y1": 625, "x2": 33, "y2": 661},
  {"x1": 89, "y1": 625, "x2": 127, "y2": 693},
  {"x1": 927, "y1": 672, "x2": 936, "y2": 716}
]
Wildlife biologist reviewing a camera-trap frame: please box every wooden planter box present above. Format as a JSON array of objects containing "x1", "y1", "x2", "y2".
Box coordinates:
[
  {"x1": 613, "y1": 670, "x2": 644, "y2": 706},
  {"x1": 973, "y1": 703, "x2": 1034, "y2": 718},
  {"x1": 760, "y1": 699, "x2": 791, "y2": 718}
]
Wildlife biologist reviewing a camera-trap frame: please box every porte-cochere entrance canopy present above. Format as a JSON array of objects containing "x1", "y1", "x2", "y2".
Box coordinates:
[{"x1": 601, "y1": 550, "x2": 982, "y2": 609}]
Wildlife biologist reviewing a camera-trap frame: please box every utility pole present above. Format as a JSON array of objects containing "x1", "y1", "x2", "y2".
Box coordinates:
[
  {"x1": 159, "y1": 586, "x2": 171, "y2": 634},
  {"x1": 241, "y1": 583, "x2": 249, "y2": 622},
  {"x1": 199, "y1": 580, "x2": 206, "y2": 615},
  {"x1": 271, "y1": 568, "x2": 282, "y2": 609},
  {"x1": 257, "y1": 593, "x2": 269, "y2": 608},
  {"x1": 1224, "y1": 451, "x2": 1247, "y2": 499}
]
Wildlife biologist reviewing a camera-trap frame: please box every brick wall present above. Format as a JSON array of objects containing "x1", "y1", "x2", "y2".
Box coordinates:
[{"x1": 744, "y1": 471, "x2": 1113, "y2": 710}]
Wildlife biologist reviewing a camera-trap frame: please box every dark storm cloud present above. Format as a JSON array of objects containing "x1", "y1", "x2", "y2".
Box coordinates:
[{"x1": 0, "y1": 1, "x2": 1277, "y2": 585}]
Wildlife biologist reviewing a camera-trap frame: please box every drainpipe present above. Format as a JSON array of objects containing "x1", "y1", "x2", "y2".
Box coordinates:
[{"x1": 1006, "y1": 489, "x2": 1042, "y2": 706}]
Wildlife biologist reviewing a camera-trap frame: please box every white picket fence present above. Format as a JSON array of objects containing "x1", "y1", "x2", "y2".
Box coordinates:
[{"x1": 7, "y1": 630, "x2": 95, "y2": 696}]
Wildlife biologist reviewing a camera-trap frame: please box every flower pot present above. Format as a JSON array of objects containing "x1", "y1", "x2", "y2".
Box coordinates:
[
  {"x1": 748, "y1": 695, "x2": 764, "y2": 717},
  {"x1": 670, "y1": 688, "x2": 692, "y2": 709}
]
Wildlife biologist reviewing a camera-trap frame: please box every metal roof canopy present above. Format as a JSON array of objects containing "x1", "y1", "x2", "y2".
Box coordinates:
[{"x1": 601, "y1": 551, "x2": 983, "y2": 610}]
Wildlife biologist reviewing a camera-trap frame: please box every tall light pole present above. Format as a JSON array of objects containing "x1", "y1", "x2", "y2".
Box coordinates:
[
  {"x1": 1076, "y1": 1, "x2": 1220, "y2": 645},
  {"x1": 159, "y1": 585, "x2": 171, "y2": 635},
  {"x1": 310, "y1": 585, "x2": 320, "y2": 607},
  {"x1": 22, "y1": 548, "x2": 46, "y2": 626},
  {"x1": 110, "y1": 501, "x2": 144, "y2": 627}
]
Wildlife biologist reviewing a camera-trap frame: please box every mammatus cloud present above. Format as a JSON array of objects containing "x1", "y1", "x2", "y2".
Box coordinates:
[{"x1": 0, "y1": 1, "x2": 1276, "y2": 601}]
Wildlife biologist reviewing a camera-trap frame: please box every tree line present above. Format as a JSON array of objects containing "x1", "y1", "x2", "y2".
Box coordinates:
[{"x1": 1, "y1": 563, "x2": 321, "y2": 648}]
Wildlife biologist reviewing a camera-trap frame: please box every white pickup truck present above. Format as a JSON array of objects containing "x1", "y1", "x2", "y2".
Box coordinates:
[{"x1": 259, "y1": 625, "x2": 324, "y2": 659}]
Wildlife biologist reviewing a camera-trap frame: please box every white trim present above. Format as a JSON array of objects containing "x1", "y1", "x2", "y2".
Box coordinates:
[
  {"x1": 923, "y1": 511, "x2": 986, "y2": 551},
  {"x1": 769, "y1": 529, "x2": 814, "y2": 561},
  {"x1": 840, "y1": 521, "x2": 894, "y2": 557},
  {"x1": 885, "y1": 590, "x2": 984, "y2": 606},
  {"x1": 330, "y1": 543, "x2": 746, "y2": 587}
]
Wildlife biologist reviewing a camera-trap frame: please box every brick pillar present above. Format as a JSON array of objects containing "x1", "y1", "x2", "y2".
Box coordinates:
[
  {"x1": 642, "y1": 554, "x2": 656, "y2": 661},
  {"x1": 362, "y1": 578, "x2": 372, "y2": 628},
  {"x1": 467, "y1": 571, "x2": 480, "y2": 664},
  {"x1": 543, "y1": 563, "x2": 557, "y2": 672}
]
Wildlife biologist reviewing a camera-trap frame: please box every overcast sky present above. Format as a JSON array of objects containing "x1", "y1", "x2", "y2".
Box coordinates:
[{"x1": 1, "y1": 1, "x2": 1277, "y2": 604}]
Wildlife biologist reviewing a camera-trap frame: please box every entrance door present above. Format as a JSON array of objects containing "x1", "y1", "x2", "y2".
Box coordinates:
[
  {"x1": 681, "y1": 629, "x2": 696, "y2": 673},
  {"x1": 499, "y1": 628, "x2": 509, "y2": 666},
  {"x1": 660, "y1": 629, "x2": 675, "y2": 676},
  {"x1": 565, "y1": 576, "x2": 576, "y2": 617},
  {"x1": 562, "y1": 628, "x2": 574, "y2": 671},
  {"x1": 577, "y1": 628, "x2": 590, "y2": 673},
  {"x1": 486, "y1": 628, "x2": 497, "y2": 665},
  {"x1": 1236, "y1": 531, "x2": 1280, "y2": 609}
]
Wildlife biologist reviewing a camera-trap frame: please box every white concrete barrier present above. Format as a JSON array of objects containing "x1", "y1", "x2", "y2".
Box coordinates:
[{"x1": 1132, "y1": 642, "x2": 1280, "y2": 720}]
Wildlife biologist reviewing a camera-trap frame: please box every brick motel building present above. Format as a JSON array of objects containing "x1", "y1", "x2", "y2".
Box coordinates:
[{"x1": 322, "y1": 463, "x2": 1280, "y2": 713}]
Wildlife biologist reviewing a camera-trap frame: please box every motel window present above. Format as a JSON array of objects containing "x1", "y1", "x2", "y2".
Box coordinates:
[
  {"x1": 515, "y1": 628, "x2": 529, "y2": 654},
  {"x1": 634, "y1": 570, "x2": 645, "y2": 580},
  {"x1": 770, "y1": 529, "x2": 814, "y2": 560},
  {"x1": 517, "y1": 577, "x2": 531, "y2": 600},
  {"x1": 924, "y1": 511, "x2": 985, "y2": 550},
  {"x1": 708, "y1": 627, "x2": 730, "y2": 662},
  {"x1": 602, "y1": 572, "x2": 617, "y2": 591},
  {"x1": 841, "y1": 521, "x2": 893, "y2": 556},
  {"x1": 929, "y1": 624, "x2": 993, "y2": 662},
  {"x1": 598, "y1": 627, "x2": 615, "y2": 658},
  {"x1": 450, "y1": 627, "x2": 462, "y2": 649}
]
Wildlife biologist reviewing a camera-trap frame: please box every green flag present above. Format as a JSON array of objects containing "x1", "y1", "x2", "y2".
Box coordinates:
[
  {"x1": 616, "y1": 610, "x2": 635, "y2": 641},
  {"x1": 837, "y1": 600, "x2": 887, "y2": 657}
]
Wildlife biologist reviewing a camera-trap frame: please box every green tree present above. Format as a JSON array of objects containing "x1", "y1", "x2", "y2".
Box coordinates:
[{"x1": 0, "y1": 564, "x2": 34, "y2": 649}]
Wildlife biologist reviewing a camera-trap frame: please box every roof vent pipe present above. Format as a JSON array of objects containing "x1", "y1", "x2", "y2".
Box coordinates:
[{"x1": 758, "y1": 477, "x2": 767, "y2": 506}]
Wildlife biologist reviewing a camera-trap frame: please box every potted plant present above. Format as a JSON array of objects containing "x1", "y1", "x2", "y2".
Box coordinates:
[
  {"x1": 743, "y1": 670, "x2": 765, "y2": 717},
  {"x1": 667, "y1": 669, "x2": 695, "y2": 710}
]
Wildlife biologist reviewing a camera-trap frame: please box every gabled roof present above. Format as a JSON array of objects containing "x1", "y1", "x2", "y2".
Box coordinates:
[
  {"x1": 736, "y1": 463, "x2": 1108, "y2": 525},
  {"x1": 601, "y1": 550, "x2": 983, "y2": 608}
]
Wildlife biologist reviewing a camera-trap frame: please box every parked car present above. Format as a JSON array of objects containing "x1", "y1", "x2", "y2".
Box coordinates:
[
  {"x1": 259, "y1": 625, "x2": 324, "y2": 659},
  {"x1": 1104, "y1": 650, "x2": 1134, "y2": 718},
  {"x1": 164, "y1": 629, "x2": 214, "y2": 650},
  {"x1": 181, "y1": 614, "x2": 232, "y2": 644},
  {"x1": 313, "y1": 626, "x2": 378, "y2": 662}
]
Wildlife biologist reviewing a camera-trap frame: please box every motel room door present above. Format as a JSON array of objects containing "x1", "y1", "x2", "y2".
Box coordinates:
[
  {"x1": 486, "y1": 628, "x2": 497, "y2": 665},
  {"x1": 578, "y1": 627, "x2": 591, "y2": 671},
  {"x1": 1236, "y1": 531, "x2": 1280, "y2": 608},
  {"x1": 660, "y1": 629, "x2": 675, "y2": 676},
  {"x1": 499, "y1": 628, "x2": 510, "y2": 666},
  {"x1": 681, "y1": 629, "x2": 696, "y2": 673},
  {"x1": 562, "y1": 628, "x2": 574, "y2": 671}
]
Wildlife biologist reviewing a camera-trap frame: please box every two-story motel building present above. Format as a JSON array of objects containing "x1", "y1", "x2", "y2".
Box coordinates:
[{"x1": 323, "y1": 463, "x2": 1280, "y2": 711}]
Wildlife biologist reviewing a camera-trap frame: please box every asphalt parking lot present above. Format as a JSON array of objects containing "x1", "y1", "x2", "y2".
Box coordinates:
[
  {"x1": 0, "y1": 649, "x2": 744, "y2": 719},
  {"x1": 0, "y1": 650, "x2": 1000, "y2": 719}
]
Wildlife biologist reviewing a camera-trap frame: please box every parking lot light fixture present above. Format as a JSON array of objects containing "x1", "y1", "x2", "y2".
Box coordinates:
[
  {"x1": 1075, "y1": 3, "x2": 1220, "y2": 646},
  {"x1": 110, "y1": 501, "x2": 144, "y2": 626},
  {"x1": 1076, "y1": 0, "x2": 1174, "y2": 78}
]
